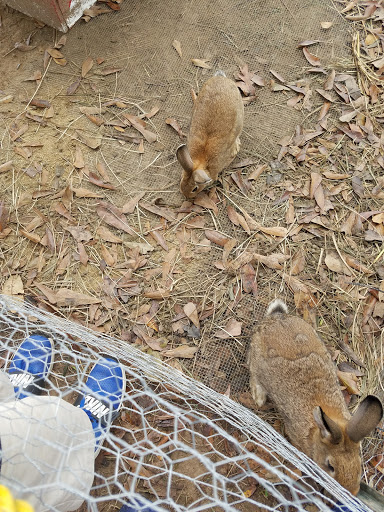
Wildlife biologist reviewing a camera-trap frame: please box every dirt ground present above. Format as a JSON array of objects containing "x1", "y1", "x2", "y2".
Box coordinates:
[{"x1": 1, "y1": 0, "x2": 384, "y2": 507}]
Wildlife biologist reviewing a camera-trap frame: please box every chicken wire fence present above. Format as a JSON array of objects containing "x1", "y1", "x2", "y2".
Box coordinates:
[{"x1": 0, "y1": 294, "x2": 377, "y2": 512}]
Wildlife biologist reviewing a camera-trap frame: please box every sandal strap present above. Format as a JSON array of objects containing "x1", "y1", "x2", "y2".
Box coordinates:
[
  {"x1": 8, "y1": 372, "x2": 46, "y2": 396},
  {"x1": 77, "y1": 394, "x2": 120, "y2": 426}
]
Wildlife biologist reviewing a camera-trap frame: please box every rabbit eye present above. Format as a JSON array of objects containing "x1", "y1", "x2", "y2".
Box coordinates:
[
  {"x1": 326, "y1": 460, "x2": 335, "y2": 473},
  {"x1": 192, "y1": 186, "x2": 199, "y2": 193}
]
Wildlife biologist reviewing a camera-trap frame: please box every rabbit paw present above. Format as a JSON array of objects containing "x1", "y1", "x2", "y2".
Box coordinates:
[
  {"x1": 250, "y1": 382, "x2": 267, "y2": 408},
  {"x1": 231, "y1": 137, "x2": 241, "y2": 158}
]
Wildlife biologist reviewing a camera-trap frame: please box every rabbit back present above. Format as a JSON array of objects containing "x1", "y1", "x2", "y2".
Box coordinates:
[
  {"x1": 188, "y1": 75, "x2": 244, "y2": 178},
  {"x1": 249, "y1": 314, "x2": 349, "y2": 442}
]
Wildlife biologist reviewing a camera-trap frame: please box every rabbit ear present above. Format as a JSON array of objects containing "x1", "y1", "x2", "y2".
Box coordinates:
[
  {"x1": 346, "y1": 395, "x2": 383, "y2": 443},
  {"x1": 313, "y1": 407, "x2": 342, "y2": 444},
  {"x1": 176, "y1": 145, "x2": 194, "y2": 174},
  {"x1": 194, "y1": 169, "x2": 212, "y2": 184}
]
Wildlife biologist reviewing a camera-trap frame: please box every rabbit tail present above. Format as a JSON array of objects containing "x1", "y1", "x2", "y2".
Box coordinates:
[{"x1": 266, "y1": 299, "x2": 288, "y2": 317}]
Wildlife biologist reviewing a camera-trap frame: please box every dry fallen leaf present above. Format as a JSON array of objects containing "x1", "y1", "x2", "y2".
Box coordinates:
[
  {"x1": 344, "y1": 255, "x2": 373, "y2": 275},
  {"x1": 337, "y1": 370, "x2": 360, "y2": 395},
  {"x1": 20, "y1": 229, "x2": 41, "y2": 244},
  {"x1": 214, "y1": 318, "x2": 242, "y2": 339},
  {"x1": 339, "y1": 110, "x2": 357, "y2": 123},
  {"x1": 340, "y1": 212, "x2": 362, "y2": 236},
  {"x1": 150, "y1": 229, "x2": 168, "y2": 251},
  {"x1": 324, "y1": 251, "x2": 352, "y2": 276},
  {"x1": 323, "y1": 171, "x2": 350, "y2": 180},
  {"x1": 205, "y1": 230, "x2": 231, "y2": 247},
  {"x1": 73, "y1": 187, "x2": 104, "y2": 199},
  {"x1": 77, "y1": 242, "x2": 88, "y2": 265},
  {"x1": 67, "y1": 79, "x2": 81, "y2": 96},
  {"x1": 2, "y1": 275, "x2": 24, "y2": 297},
  {"x1": 191, "y1": 58, "x2": 212, "y2": 69},
  {"x1": 283, "y1": 274, "x2": 312, "y2": 294},
  {"x1": 297, "y1": 40, "x2": 321, "y2": 48},
  {"x1": 88, "y1": 172, "x2": 116, "y2": 190},
  {"x1": 194, "y1": 192, "x2": 218, "y2": 215},
  {"x1": 270, "y1": 69, "x2": 286, "y2": 83},
  {"x1": 351, "y1": 176, "x2": 364, "y2": 198},
  {"x1": 96, "y1": 226, "x2": 123, "y2": 243},
  {"x1": 86, "y1": 114, "x2": 104, "y2": 127},
  {"x1": 241, "y1": 263, "x2": 258, "y2": 296},
  {"x1": 99, "y1": 66, "x2": 123, "y2": 75},
  {"x1": 97, "y1": 202, "x2": 136, "y2": 236},
  {"x1": 36, "y1": 284, "x2": 101, "y2": 307},
  {"x1": 172, "y1": 40, "x2": 182, "y2": 58},
  {"x1": 63, "y1": 224, "x2": 93, "y2": 242},
  {"x1": 0, "y1": 201, "x2": 9, "y2": 232},
  {"x1": 162, "y1": 345, "x2": 198, "y2": 358},
  {"x1": 47, "y1": 48, "x2": 65, "y2": 59},
  {"x1": 81, "y1": 56, "x2": 94, "y2": 78},
  {"x1": 184, "y1": 302, "x2": 200, "y2": 328},
  {"x1": 165, "y1": 118, "x2": 185, "y2": 138},
  {"x1": 256, "y1": 225, "x2": 288, "y2": 237},
  {"x1": 15, "y1": 146, "x2": 32, "y2": 160},
  {"x1": 227, "y1": 205, "x2": 241, "y2": 227},
  {"x1": 248, "y1": 164, "x2": 268, "y2": 180},
  {"x1": 236, "y1": 64, "x2": 257, "y2": 96},
  {"x1": 310, "y1": 172, "x2": 325, "y2": 210},
  {"x1": 100, "y1": 244, "x2": 116, "y2": 266},
  {"x1": 291, "y1": 249, "x2": 306, "y2": 275},
  {"x1": 121, "y1": 192, "x2": 145, "y2": 214},
  {"x1": 123, "y1": 114, "x2": 157, "y2": 143},
  {"x1": 365, "y1": 230, "x2": 384, "y2": 242},
  {"x1": 345, "y1": 4, "x2": 377, "y2": 21},
  {"x1": 321, "y1": 21, "x2": 333, "y2": 29},
  {"x1": 223, "y1": 238, "x2": 237, "y2": 266},
  {"x1": 302, "y1": 47, "x2": 321, "y2": 67},
  {"x1": 144, "y1": 289, "x2": 171, "y2": 300},
  {"x1": 140, "y1": 202, "x2": 176, "y2": 222},
  {"x1": 75, "y1": 131, "x2": 101, "y2": 149},
  {"x1": 74, "y1": 145, "x2": 85, "y2": 169},
  {"x1": 0, "y1": 161, "x2": 13, "y2": 173},
  {"x1": 55, "y1": 35, "x2": 67, "y2": 48},
  {"x1": 231, "y1": 170, "x2": 252, "y2": 195},
  {"x1": 252, "y1": 252, "x2": 290, "y2": 270}
]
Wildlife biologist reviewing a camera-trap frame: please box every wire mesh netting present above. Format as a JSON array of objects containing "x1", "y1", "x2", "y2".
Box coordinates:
[{"x1": 0, "y1": 294, "x2": 380, "y2": 512}]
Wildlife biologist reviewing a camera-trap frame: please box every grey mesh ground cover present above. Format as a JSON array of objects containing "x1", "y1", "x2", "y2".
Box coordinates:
[{"x1": 1, "y1": 0, "x2": 384, "y2": 510}]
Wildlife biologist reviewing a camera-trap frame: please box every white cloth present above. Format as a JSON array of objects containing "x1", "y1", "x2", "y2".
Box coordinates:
[{"x1": 0, "y1": 372, "x2": 95, "y2": 511}]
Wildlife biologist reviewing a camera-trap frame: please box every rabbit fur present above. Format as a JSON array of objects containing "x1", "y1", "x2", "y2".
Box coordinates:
[
  {"x1": 177, "y1": 73, "x2": 244, "y2": 199},
  {"x1": 249, "y1": 299, "x2": 383, "y2": 495}
]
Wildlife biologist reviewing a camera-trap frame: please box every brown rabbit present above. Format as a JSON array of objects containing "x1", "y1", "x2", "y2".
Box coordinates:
[
  {"x1": 248, "y1": 299, "x2": 383, "y2": 495},
  {"x1": 177, "y1": 73, "x2": 244, "y2": 199}
]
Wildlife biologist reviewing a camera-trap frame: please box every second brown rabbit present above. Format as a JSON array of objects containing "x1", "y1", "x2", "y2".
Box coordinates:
[
  {"x1": 177, "y1": 73, "x2": 244, "y2": 199},
  {"x1": 249, "y1": 299, "x2": 383, "y2": 495}
]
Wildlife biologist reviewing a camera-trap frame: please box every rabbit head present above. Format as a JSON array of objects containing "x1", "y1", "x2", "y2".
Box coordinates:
[
  {"x1": 311, "y1": 396, "x2": 382, "y2": 495},
  {"x1": 177, "y1": 144, "x2": 213, "y2": 199}
]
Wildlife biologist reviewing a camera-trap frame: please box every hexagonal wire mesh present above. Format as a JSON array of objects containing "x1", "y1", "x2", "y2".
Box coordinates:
[{"x1": 0, "y1": 295, "x2": 375, "y2": 512}]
